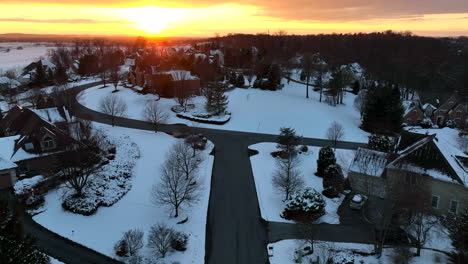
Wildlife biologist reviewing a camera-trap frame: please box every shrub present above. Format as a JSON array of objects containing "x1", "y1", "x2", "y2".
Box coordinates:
[
  {"x1": 62, "y1": 195, "x2": 99, "y2": 216},
  {"x1": 170, "y1": 231, "x2": 189, "y2": 251},
  {"x1": 121, "y1": 229, "x2": 144, "y2": 256},
  {"x1": 25, "y1": 194, "x2": 45, "y2": 208},
  {"x1": 281, "y1": 188, "x2": 326, "y2": 222},
  {"x1": 368, "y1": 134, "x2": 395, "y2": 152},
  {"x1": 147, "y1": 223, "x2": 174, "y2": 258},
  {"x1": 114, "y1": 239, "x2": 128, "y2": 257},
  {"x1": 316, "y1": 147, "x2": 336, "y2": 177},
  {"x1": 270, "y1": 150, "x2": 289, "y2": 159},
  {"x1": 447, "y1": 120, "x2": 458, "y2": 128},
  {"x1": 323, "y1": 164, "x2": 345, "y2": 194},
  {"x1": 420, "y1": 118, "x2": 433, "y2": 128},
  {"x1": 322, "y1": 187, "x2": 340, "y2": 198},
  {"x1": 299, "y1": 145, "x2": 308, "y2": 153}
]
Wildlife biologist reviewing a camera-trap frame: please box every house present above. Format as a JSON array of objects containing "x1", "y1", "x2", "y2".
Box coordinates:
[
  {"x1": 0, "y1": 154, "x2": 17, "y2": 189},
  {"x1": 146, "y1": 70, "x2": 200, "y2": 98},
  {"x1": 19, "y1": 59, "x2": 56, "y2": 84},
  {"x1": 432, "y1": 91, "x2": 467, "y2": 128},
  {"x1": 402, "y1": 104, "x2": 425, "y2": 126},
  {"x1": 0, "y1": 106, "x2": 78, "y2": 188},
  {"x1": 349, "y1": 134, "x2": 468, "y2": 214},
  {"x1": 422, "y1": 103, "x2": 437, "y2": 118}
]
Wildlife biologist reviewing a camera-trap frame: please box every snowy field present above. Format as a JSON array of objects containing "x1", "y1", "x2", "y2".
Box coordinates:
[
  {"x1": 268, "y1": 239, "x2": 450, "y2": 264},
  {"x1": 249, "y1": 143, "x2": 355, "y2": 224},
  {"x1": 78, "y1": 79, "x2": 369, "y2": 142},
  {"x1": 0, "y1": 42, "x2": 53, "y2": 71},
  {"x1": 33, "y1": 123, "x2": 214, "y2": 263}
]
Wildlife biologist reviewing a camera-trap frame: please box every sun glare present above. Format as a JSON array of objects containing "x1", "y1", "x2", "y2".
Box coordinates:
[{"x1": 125, "y1": 6, "x2": 185, "y2": 35}]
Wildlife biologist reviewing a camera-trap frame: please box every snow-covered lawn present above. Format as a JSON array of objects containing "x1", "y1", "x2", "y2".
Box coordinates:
[
  {"x1": 33, "y1": 123, "x2": 214, "y2": 263},
  {"x1": 249, "y1": 143, "x2": 355, "y2": 224},
  {"x1": 78, "y1": 78, "x2": 368, "y2": 142},
  {"x1": 268, "y1": 239, "x2": 449, "y2": 264},
  {"x1": 0, "y1": 42, "x2": 52, "y2": 71}
]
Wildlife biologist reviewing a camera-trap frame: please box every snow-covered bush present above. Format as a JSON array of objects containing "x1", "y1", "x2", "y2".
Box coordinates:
[
  {"x1": 323, "y1": 164, "x2": 344, "y2": 197},
  {"x1": 25, "y1": 194, "x2": 45, "y2": 208},
  {"x1": 446, "y1": 120, "x2": 458, "y2": 128},
  {"x1": 316, "y1": 147, "x2": 336, "y2": 177},
  {"x1": 420, "y1": 117, "x2": 433, "y2": 128},
  {"x1": 62, "y1": 135, "x2": 140, "y2": 215},
  {"x1": 14, "y1": 175, "x2": 44, "y2": 195},
  {"x1": 368, "y1": 134, "x2": 395, "y2": 152},
  {"x1": 281, "y1": 188, "x2": 326, "y2": 222},
  {"x1": 170, "y1": 231, "x2": 189, "y2": 252}
]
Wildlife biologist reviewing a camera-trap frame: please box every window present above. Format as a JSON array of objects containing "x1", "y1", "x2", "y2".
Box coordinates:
[
  {"x1": 450, "y1": 200, "x2": 459, "y2": 214},
  {"x1": 42, "y1": 136, "x2": 55, "y2": 150},
  {"x1": 25, "y1": 142, "x2": 33, "y2": 151},
  {"x1": 431, "y1": 195, "x2": 440, "y2": 209}
]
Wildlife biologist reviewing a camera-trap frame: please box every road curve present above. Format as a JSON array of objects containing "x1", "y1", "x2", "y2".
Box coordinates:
[{"x1": 14, "y1": 81, "x2": 366, "y2": 264}]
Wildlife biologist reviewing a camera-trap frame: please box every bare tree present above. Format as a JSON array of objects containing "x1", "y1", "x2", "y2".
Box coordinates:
[
  {"x1": 166, "y1": 141, "x2": 203, "y2": 180},
  {"x1": 302, "y1": 54, "x2": 314, "y2": 99},
  {"x1": 99, "y1": 94, "x2": 127, "y2": 126},
  {"x1": 110, "y1": 67, "x2": 121, "y2": 92},
  {"x1": 147, "y1": 223, "x2": 174, "y2": 258},
  {"x1": 151, "y1": 144, "x2": 202, "y2": 217},
  {"x1": 326, "y1": 121, "x2": 344, "y2": 149},
  {"x1": 172, "y1": 71, "x2": 192, "y2": 112},
  {"x1": 121, "y1": 229, "x2": 144, "y2": 256},
  {"x1": 25, "y1": 88, "x2": 45, "y2": 108},
  {"x1": 143, "y1": 101, "x2": 168, "y2": 133},
  {"x1": 272, "y1": 154, "x2": 303, "y2": 200},
  {"x1": 353, "y1": 90, "x2": 367, "y2": 120}
]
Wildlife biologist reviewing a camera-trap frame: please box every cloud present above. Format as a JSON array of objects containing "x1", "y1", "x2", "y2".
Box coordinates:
[
  {"x1": 0, "y1": 17, "x2": 129, "y2": 24},
  {"x1": 1, "y1": 0, "x2": 468, "y2": 22}
]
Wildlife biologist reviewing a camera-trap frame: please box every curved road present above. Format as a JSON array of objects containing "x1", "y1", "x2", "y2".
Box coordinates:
[{"x1": 20, "y1": 81, "x2": 367, "y2": 264}]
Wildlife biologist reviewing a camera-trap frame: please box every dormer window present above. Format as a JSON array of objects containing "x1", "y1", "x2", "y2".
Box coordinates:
[
  {"x1": 42, "y1": 136, "x2": 56, "y2": 150},
  {"x1": 25, "y1": 142, "x2": 34, "y2": 151}
]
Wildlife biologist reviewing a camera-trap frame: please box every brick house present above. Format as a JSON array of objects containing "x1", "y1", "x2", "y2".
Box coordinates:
[
  {"x1": 432, "y1": 91, "x2": 467, "y2": 128},
  {"x1": 146, "y1": 70, "x2": 200, "y2": 98},
  {"x1": 348, "y1": 134, "x2": 468, "y2": 215},
  {"x1": 403, "y1": 105, "x2": 425, "y2": 126},
  {"x1": 0, "y1": 106, "x2": 78, "y2": 188}
]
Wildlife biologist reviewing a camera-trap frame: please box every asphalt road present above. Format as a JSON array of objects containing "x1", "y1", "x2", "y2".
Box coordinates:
[{"x1": 13, "y1": 82, "x2": 367, "y2": 264}]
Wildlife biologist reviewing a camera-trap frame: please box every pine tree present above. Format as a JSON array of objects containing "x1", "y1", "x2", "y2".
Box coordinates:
[
  {"x1": 323, "y1": 164, "x2": 344, "y2": 194},
  {"x1": 362, "y1": 83, "x2": 403, "y2": 132},
  {"x1": 316, "y1": 147, "x2": 336, "y2": 177},
  {"x1": 447, "y1": 209, "x2": 468, "y2": 264},
  {"x1": 277, "y1": 127, "x2": 301, "y2": 156},
  {"x1": 32, "y1": 63, "x2": 46, "y2": 87},
  {"x1": 0, "y1": 198, "x2": 50, "y2": 264},
  {"x1": 54, "y1": 63, "x2": 68, "y2": 85},
  {"x1": 236, "y1": 74, "x2": 245, "y2": 87},
  {"x1": 210, "y1": 84, "x2": 228, "y2": 115}
]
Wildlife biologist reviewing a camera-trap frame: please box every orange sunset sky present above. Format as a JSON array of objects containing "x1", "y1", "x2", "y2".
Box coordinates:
[{"x1": 0, "y1": 0, "x2": 467, "y2": 37}]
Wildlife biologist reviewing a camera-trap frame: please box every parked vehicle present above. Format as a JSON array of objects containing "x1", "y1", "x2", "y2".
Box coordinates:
[{"x1": 349, "y1": 194, "x2": 368, "y2": 210}]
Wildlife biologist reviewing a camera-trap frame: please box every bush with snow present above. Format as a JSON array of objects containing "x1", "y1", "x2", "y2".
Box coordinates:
[
  {"x1": 14, "y1": 175, "x2": 44, "y2": 195},
  {"x1": 420, "y1": 118, "x2": 433, "y2": 128},
  {"x1": 368, "y1": 134, "x2": 395, "y2": 152},
  {"x1": 322, "y1": 164, "x2": 344, "y2": 197},
  {"x1": 281, "y1": 188, "x2": 326, "y2": 222},
  {"x1": 61, "y1": 135, "x2": 140, "y2": 215},
  {"x1": 446, "y1": 120, "x2": 458, "y2": 128},
  {"x1": 316, "y1": 147, "x2": 336, "y2": 177}
]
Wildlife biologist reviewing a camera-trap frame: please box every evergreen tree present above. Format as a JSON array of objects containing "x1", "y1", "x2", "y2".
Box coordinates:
[
  {"x1": 352, "y1": 80, "x2": 360, "y2": 94},
  {"x1": 32, "y1": 63, "x2": 46, "y2": 87},
  {"x1": 362, "y1": 83, "x2": 403, "y2": 132},
  {"x1": 447, "y1": 209, "x2": 468, "y2": 264},
  {"x1": 0, "y1": 198, "x2": 50, "y2": 264},
  {"x1": 316, "y1": 147, "x2": 336, "y2": 177},
  {"x1": 368, "y1": 134, "x2": 394, "y2": 152},
  {"x1": 277, "y1": 127, "x2": 301, "y2": 156},
  {"x1": 210, "y1": 84, "x2": 228, "y2": 115},
  {"x1": 54, "y1": 63, "x2": 68, "y2": 85},
  {"x1": 267, "y1": 64, "x2": 282, "y2": 90},
  {"x1": 322, "y1": 164, "x2": 344, "y2": 194}
]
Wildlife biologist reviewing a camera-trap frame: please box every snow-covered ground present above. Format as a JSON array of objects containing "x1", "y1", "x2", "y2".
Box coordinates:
[
  {"x1": 78, "y1": 78, "x2": 369, "y2": 142},
  {"x1": 268, "y1": 239, "x2": 449, "y2": 264},
  {"x1": 249, "y1": 143, "x2": 355, "y2": 224},
  {"x1": 33, "y1": 123, "x2": 214, "y2": 263},
  {"x1": 0, "y1": 42, "x2": 52, "y2": 71}
]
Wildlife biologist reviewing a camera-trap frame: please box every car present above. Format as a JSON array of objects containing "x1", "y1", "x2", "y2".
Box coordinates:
[{"x1": 349, "y1": 194, "x2": 368, "y2": 210}]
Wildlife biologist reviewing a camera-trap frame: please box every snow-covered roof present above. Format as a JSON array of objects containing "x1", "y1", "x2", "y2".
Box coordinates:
[
  {"x1": 349, "y1": 148, "x2": 389, "y2": 177},
  {"x1": 0, "y1": 76, "x2": 20, "y2": 88},
  {"x1": 0, "y1": 153, "x2": 17, "y2": 171},
  {"x1": 31, "y1": 107, "x2": 70, "y2": 124},
  {"x1": 157, "y1": 70, "x2": 199, "y2": 81},
  {"x1": 0, "y1": 135, "x2": 55, "y2": 163},
  {"x1": 14, "y1": 175, "x2": 44, "y2": 195},
  {"x1": 40, "y1": 59, "x2": 56, "y2": 69},
  {"x1": 422, "y1": 103, "x2": 436, "y2": 111}
]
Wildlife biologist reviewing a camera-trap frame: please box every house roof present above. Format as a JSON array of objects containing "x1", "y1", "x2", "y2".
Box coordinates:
[
  {"x1": 30, "y1": 106, "x2": 70, "y2": 124},
  {"x1": 0, "y1": 135, "x2": 55, "y2": 163},
  {"x1": 0, "y1": 153, "x2": 17, "y2": 171},
  {"x1": 349, "y1": 148, "x2": 389, "y2": 177}
]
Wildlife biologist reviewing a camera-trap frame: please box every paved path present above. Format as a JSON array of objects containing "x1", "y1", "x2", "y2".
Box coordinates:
[{"x1": 15, "y1": 81, "x2": 367, "y2": 264}]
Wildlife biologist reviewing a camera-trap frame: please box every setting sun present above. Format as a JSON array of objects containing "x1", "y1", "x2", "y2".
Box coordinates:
[{"x1": 124, "y1": 6, "x2": 186, "y2": 35}]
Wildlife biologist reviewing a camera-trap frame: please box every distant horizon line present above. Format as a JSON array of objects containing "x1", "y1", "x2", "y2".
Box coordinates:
[{"x1": 0, "y1": 31, "x2": 466, "y2": 40}]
